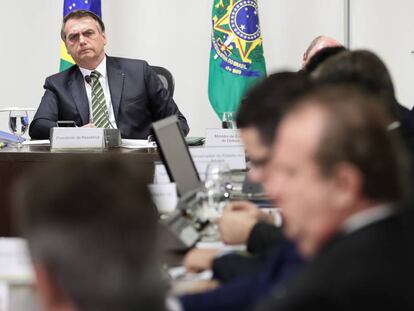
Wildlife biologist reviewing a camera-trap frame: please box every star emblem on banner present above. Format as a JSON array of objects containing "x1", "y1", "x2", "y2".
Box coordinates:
[{"x1": 212, "y1": 0, "x2": 263, "y2": 64}]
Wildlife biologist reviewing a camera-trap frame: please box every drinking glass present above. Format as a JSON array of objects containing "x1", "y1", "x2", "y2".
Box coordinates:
[
  {"x1": 204, "y1": 160, "x2": 232, "y2": 219},
  {"x1": 222, "y1": 112, "x2": 237, "y2": 129},
  {"x1": 8, "y1": 110, "x2": 29, "y2": 148}
]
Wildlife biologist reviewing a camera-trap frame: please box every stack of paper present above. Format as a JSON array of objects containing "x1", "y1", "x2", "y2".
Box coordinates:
[{"x1": 120, "y1": 139, "x2": 156, "y2": 149}]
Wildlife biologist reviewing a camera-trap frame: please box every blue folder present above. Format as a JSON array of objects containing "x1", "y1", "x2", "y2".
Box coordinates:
[{"x1": 0, "y1": 130, "x2": 25, "y2": 143}]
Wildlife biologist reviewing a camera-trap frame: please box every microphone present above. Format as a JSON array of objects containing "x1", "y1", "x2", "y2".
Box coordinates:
[{"x1": 85, "y1": 75, "x2": 92, "y2": 85}]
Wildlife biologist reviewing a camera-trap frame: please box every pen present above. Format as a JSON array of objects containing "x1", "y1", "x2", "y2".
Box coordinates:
[{"x1": 0, "y1": 142, "x2": 8, "y2": 149}]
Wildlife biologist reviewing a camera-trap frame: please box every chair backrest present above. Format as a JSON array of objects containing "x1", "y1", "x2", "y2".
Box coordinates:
[{"x1": 151, "y1": 65, "x2": 175, "y2": 97}]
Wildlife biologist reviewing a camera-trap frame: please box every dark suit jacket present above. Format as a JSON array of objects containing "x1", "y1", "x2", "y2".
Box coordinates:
[
  {"x1": 255, "y1": 208, "x2": 414, "y2": 311},
  {"x1": 212, "y1": 223, "x2": 284, "y2": 283},
  {"x1": 29, "y1": 56, "x2": 189, "y2": 139},
  {"x1": 180, "y1": 241, "x2": 303, "y2": 311}
]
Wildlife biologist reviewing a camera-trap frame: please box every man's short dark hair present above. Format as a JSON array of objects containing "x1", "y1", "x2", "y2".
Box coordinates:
[
  {"x1": 14, "y1": 158, "x2": 165, "y2": 311},
  {"x1": 303, "y1": 46, "x2": 347, "y2": 73},
  {"x1": 61, "y1": 9, "x2": 105, "y2": 40},
  {"x1": 236, "y1": 71, "x2": 312, "y2": 146},
  {"x1": 298, "y1": 84, "x2": 409, "y2": 203},
  {"x1": 311, "y1": 49, "x2": 399, "y2": 120}
]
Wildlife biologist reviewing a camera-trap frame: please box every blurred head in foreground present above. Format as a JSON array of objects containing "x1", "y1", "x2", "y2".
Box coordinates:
[
  {"x1": 14, "y1": 158, "x2": 165, "y2": 311},
  {"x1": 236, "y1": 71, "x2": 312, "y2": 182},
  {"x1": 311, "y1": 49, "x2": 400, "y2": 122},
  {"x1": 264, "y1": 85, "x2": 409, "y2": 258}
]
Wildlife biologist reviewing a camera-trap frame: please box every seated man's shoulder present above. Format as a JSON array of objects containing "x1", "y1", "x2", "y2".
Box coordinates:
[
  {"x1": 109, "y1": 56, "x2": 149, "y2": 69},
  {"x1": 44, "y1": 65, "x2": 79, "y2": 85}
]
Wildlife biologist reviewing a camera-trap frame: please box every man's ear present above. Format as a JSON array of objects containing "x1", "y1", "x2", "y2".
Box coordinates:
[
  {"x1": 330, "y1": 163, "x2": 363, "y2": 210},
  {"x1": 302, "y1": 53, "x2": 307, "y2": 67},
  {"x1": 102, "y1": 32, "x2": 107, "y2": 46},
  {"x1": 34, "y1": 263, "x2": 75, "y2": 311}
]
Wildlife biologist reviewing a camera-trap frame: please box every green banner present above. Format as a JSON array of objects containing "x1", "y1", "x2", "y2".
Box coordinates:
[{"x1": 208, "y1": 0, "x2": 266, "y2": 119}]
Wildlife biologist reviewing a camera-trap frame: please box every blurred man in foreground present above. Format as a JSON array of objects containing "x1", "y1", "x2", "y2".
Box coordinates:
[
  {"x1": 184, "y1": 72, "x2": 311, "y2": 278},
  {"x1": 256, "y1": 85, "x2": 414, "y2": 310},
  {"x1": 311, "y1": 49, "x2": 414, "y2": 157},
  {"x1": 179, "y1": 73, "x2": 311, "y2": 311},
  {"x1": 14, "y1": 158, "x2": 166, "y2": 311}
]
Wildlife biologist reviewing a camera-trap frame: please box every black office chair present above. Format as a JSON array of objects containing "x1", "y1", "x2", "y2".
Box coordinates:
[{"x1": 151, "y1": 65, "x2": 175, "y2": 97}]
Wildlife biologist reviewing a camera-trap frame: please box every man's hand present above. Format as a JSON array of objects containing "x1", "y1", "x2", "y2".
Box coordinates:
[
  {"x1": 227, "y1": 201, "x2": 275, "y2": 223},
  {"x1": 81, "y1": 123, "x2": 96, "y2": 128},
  {"x1": 183, "y1": 248, "x2": 220, "y2": 272},
  {"x1": 217, "y1": 201, "x2": 274, "y2": 245}
]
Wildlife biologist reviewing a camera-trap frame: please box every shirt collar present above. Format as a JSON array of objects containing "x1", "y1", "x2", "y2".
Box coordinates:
[
  {"x1": 342, "y1": 203, "x2": 394, "y2": 234},
  {"x1": 78, "y1": 56, "x2": 107, "y2": 79}
]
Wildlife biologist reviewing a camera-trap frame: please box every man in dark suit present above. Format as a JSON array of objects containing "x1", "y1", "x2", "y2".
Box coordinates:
[
  {"x1": 255, "y1": 84, "x2": 414, "y2": 310},
  {"x1": 29, "y1": 9, "x2": 189, "y2": 140}
]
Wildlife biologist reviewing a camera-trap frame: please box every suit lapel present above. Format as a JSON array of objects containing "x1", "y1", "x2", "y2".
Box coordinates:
[
  {"x1": 106, "y1": 56, "x2": 125, "y2": 120},
  {"x1": 69, "y1": 68, "x2": 89, "y2": 124}
]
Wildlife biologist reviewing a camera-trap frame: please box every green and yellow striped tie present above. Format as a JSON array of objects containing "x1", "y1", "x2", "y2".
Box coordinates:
[{"x1": 90, "y1": 70, "x2": 110, "y2": 128}]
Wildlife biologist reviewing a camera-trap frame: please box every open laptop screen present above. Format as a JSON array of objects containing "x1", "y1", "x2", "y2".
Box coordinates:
[{"x1": 152, "y1": 116, "x2": 202, "y2": 196}]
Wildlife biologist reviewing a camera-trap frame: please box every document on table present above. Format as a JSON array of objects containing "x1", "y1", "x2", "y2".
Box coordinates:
[
  {"x1": 22, "y1": 140, "x2": 50, "y2": 146},
  {"x1": 120, "y1": 139, "x2": 156, "y2": 149}
]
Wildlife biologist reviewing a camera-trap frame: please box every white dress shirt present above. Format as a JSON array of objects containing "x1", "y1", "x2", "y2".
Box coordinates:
[{"x1": 79, "y1": 56, "x2": 117, "y2": 128}]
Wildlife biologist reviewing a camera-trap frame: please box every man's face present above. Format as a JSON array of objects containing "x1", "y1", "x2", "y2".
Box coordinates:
[
  {"x1": 63, "y1": 16, "x2": 107, "y2": 70},
  {"x1": 264, "y1": 105, "x2": 341, "y2": 257},
  {"x1": 240, "y1": 127, "x2": 271, "y2": 183}
]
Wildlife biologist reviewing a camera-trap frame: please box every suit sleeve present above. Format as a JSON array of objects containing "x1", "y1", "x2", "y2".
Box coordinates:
[
  {"x1": 143, "y1": 62, "x2": 190, "y2": 136},
  {"x1": 180, "y1": 242, "x2": 303, "y2": 311},
  {"x1": 29, "y1": 78, "x2": 60, "y2": 140},
  {"x1": 247, "y1": 222, "x2": 285, "y2": 254}
]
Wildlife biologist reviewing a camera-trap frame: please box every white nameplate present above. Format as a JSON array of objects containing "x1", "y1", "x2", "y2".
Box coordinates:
[
  {"x1": 205, "y1": 128, "x2": 242, "y2": 147},
  {"x1": 190, "y1": 146, "x2": 246, "y2": 180},
  {"x1": 148, "y1": 183, "x2": 178, "y2": 214},
  {"x1": 51, "y1": 128, "x2": 105, "y2": 150}
]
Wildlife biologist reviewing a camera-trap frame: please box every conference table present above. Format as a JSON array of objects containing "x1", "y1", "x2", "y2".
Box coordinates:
[{"x1": 0, "y1": 144, "x2": 159, "y2": 237}]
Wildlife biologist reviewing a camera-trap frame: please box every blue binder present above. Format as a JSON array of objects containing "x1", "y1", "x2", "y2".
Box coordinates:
[{"x1": 0, "y1": 130, "x2": 25, "y2": 143}]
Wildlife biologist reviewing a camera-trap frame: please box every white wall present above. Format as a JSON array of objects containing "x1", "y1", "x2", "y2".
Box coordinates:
[
  {"x1": 350, "y1": 0, "x2": 414, "y2": 109},
  {"x1": 3, "y1": 0, "x2": 404, "y2": 138},
  {"x1": 261, "y1": 0, "x2": 344, "y2": 73}
]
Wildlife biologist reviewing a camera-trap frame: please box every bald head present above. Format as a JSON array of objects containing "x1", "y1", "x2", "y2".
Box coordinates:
[{"x1": 302, "y1": 36, "x2": 342, "y2": 67}]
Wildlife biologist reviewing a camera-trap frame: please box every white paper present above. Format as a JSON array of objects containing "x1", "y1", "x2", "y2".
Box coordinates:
[
  {"x1": 121, "y1": 139, "x2": 156, "y2": 149},
  {"x1": 22, "y1": 139, "x2": 50, "y2": 146},
  {"x1": 190, "y1": 146, "x2": 246, "y2": 173},
  {"x1": 205, "y1": 128, "x2": 242, "y2": 147},
  {"x1": 0, "y1": 282, "x2": 8, "y2": 311},
  {"x1": 148, "y1": 183, "x2": 178, "y2": 214},
  {"x1": 0, "y1": 238, "x2": 34, "y2": 282}
]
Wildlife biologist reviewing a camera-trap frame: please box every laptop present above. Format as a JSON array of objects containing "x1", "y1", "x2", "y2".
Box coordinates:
[
  {"x1": 152, "y1": 115, "x2": 202, "y2": 196},
  {"x1": 152, "y1": 116, "x2": 203, "y2": 252}
]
